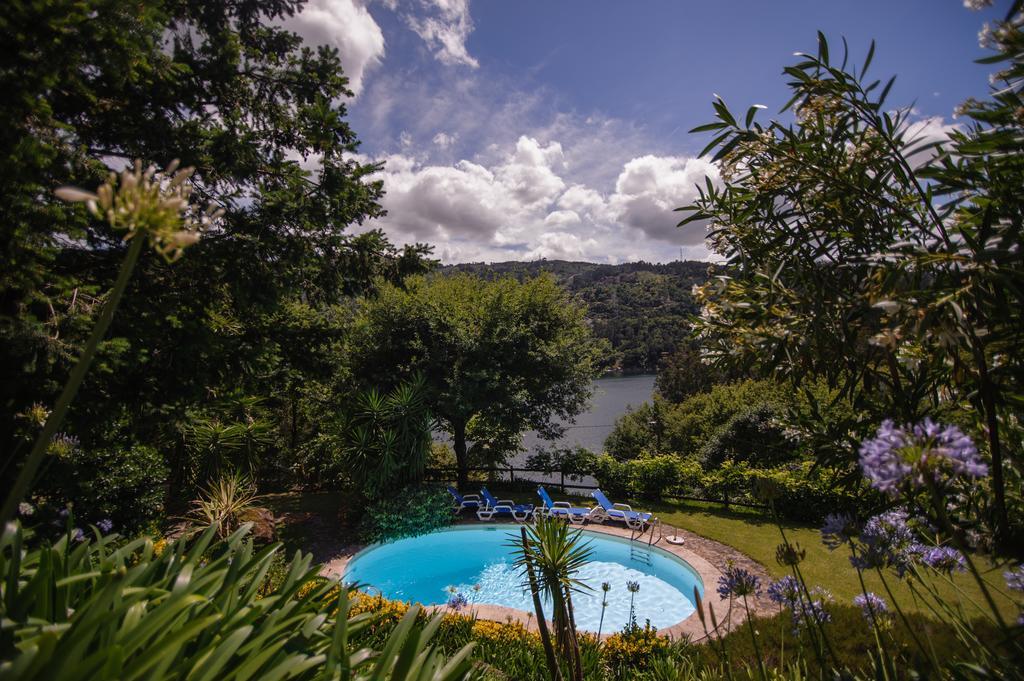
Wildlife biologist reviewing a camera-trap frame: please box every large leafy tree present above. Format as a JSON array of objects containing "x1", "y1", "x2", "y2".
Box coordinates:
[
  {"x1": 0, "y1": 0, "x2": 433, "y2": 499},
  {"x1": 681, "y1": 8, "x2": 1024, "y2": 542},
  {"x1": 347, "y1": 273, "x2": 603, "y2": 487}
]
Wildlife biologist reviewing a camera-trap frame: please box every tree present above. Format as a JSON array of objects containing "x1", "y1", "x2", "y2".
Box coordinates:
[
  {"x1": 0, "y1": 0, "x2": 434, "y2": 499},
  {"x1": 347, "y1": 273, "x2": 603, "y2": 488},
  {"x1": 656, "y1": 341, "x2": 734, "y2": 402},
  {"x1": 681, "y1": 17, "x2": 1024, "y2": 541}
]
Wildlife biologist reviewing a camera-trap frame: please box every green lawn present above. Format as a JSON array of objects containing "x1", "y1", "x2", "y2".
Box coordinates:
[{"x1": 641, "y1": 497, "x2": 1018, "y2": 621}]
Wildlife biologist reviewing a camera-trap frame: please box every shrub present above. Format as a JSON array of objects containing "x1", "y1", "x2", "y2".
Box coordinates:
[
  {"x1": 698, "y1": 403, "x2": 795, "y2": 469},
  {"x1": 45, "y1": 442, "x2": 168, "y2": 532},
  {"x1": 748, "y1": 463, "x2": 866, "y2": 522},
  {"x1": 592, "y1": 454, "x2": 631, "y2": 498},
  {"x1": 602, "y1": 620, "x2": 669, "y2": 670},
  {"x1": 359, "y1": 483, "x2": 452, "y2": 543},
  {"x1": 630, "y1": 455, "x2": 681, "y2": 500},
  {"x1": 525, "y1": 445, "x2": 598, "y2": 480}
]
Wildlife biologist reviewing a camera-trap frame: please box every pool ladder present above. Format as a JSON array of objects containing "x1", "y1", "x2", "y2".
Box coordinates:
[{"x1": 629, "y1": 544, "x2": 652, "y2": 566}]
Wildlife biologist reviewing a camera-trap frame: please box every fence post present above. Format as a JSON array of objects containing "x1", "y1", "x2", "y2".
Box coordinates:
[
  {"x1": 560, "y1": 471, "x2": 566, "y2": 493},
  {"x1": 509, "y1": 465, "x2": 515, "y2": 483}
]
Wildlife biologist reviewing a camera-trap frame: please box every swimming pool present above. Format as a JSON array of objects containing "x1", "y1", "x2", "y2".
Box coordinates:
[{"x1": 343, "y1": 526, "x2": 703, "y2": 632}]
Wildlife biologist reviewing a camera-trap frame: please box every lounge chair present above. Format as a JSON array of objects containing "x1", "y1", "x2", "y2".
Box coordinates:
[
  {"x1": 536, "y1": 486, "x2": 590, "y2": 524},
  {"x1": 476, "y1": 487, "x2": 534, "y2": 522},
  {"x1": 589, "y1": 488, "x2": 653, "y2": 530},
  {"x1": 447, "y1": 486, "x2": 482, "y2": 515}
]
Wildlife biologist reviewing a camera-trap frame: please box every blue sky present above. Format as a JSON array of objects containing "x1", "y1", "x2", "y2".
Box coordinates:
[{"x1": 285, "y1": 0, "x2": 1007, "y2": 263}]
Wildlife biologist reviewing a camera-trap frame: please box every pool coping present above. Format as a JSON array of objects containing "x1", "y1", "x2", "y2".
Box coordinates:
[{"x1": 320, "y1": 519, "x2": 758, "y2": 640}]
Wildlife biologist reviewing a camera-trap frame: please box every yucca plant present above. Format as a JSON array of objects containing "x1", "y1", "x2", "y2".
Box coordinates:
[
  {"x1": 0, "y1": 521, "x2": 477, "y2": 680},
  {"x1": 512, "y1": 516, "x2": 593, "y2": 681},
  {"x1": 186, "y1": 471, "x2": 267, "y2": 539}
]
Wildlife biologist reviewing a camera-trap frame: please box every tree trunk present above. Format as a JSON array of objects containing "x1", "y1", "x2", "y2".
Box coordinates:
[{"x1": 453, "y1": 418, "x2": 469, "y2": 489}]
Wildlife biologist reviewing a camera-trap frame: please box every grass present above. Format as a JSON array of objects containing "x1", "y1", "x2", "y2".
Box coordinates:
[{"x1": 640, "y1": 496, "x2": 1019, "y2": 621}]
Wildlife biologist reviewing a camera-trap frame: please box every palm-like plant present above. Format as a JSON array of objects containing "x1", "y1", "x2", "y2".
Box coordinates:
[
  {"x1": 512, "y1": 515, "x2": 593, "y2": 681},
  {"x1": 187, "y1": 471, "x2": 265, "y2": 538},
  {"x1": 343, "y1": 375, "x2": 433, "y2": 499},
  {"x1": 0, "y1": 521, "x2": 477, "y2": 680}
]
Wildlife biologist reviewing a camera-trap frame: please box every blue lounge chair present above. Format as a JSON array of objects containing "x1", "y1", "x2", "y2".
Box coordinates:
[
  {"x1": 477, "y1": 487, "x2": 534, "y2": 522},
  {"x1": 536, "y1": 486, "x2": 590, "y2": 524},
  {"x1": 447, "y1": 486, "x2": 482, "y2": 515},
  {"x1": 590, "y1": 488, "x2": 653, "y2": 529}
]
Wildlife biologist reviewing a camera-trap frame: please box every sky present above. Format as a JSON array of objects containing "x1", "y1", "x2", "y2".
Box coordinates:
[{"x1": 283, "y1": 0, "x2": 1008, "y2": 264}]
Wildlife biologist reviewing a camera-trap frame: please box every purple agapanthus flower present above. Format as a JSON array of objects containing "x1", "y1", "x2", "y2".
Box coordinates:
[
  {"x1": 859, "y1": 419, "x2": 987, "y2": 497},
  {"x1": 853, "y1": 592, "x2": 889, "y2": 624},
  {"x1": 447, "y1": 592, "x2": 468, "y2": 611},
  {"x1": 70, "y1": 527, "x2": 84, "y2": 542},
  {"x1": 97, "y1": 519, "x2": 114, "y2": 534},
  {"x1": 1004, "y1": 566, "x2": 1024, "y2": 592},
  {"x1": 792, "y1": 587, "x2": 831, "y2": 630},
  {"x1": 820, "y1": 513, "x2": 858, "y2": 550},
  {"x1": 717, "y1": 565, "x2": 761, "y2": 599},
  {"x1": 766, "y1": 576, "x2": 800, "y2": 607},
  {"x1": 921, "y1": 546, "x2": 966, "y2": 574},
  {"x1": 850, "y1": 509, "x2": 923, "y2": 577}
]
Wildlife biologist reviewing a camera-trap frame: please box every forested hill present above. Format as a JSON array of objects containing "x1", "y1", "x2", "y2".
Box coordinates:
[{"x1": 444, "y1": 260, "x2": 709, "y2": 373}]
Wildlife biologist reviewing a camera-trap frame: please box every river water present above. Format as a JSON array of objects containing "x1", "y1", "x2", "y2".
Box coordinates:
[{"x1": 515, "y1": 373, "x2": 656, "y2": 463}]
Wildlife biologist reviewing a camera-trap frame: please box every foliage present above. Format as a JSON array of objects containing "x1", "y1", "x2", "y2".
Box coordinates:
[
  {"x1": 187, "y1": 471, "x2": 273, "y2": 540},
  {"x1": 589, "y1": 453, "x2": 859, "y2": 521},
  {"x1": 525, "y1": 446, "x2": 599, "y2": 480},
  {"x1": 656, "y1": 342, "x2": 735, "y2": 403},
  {"x1": 698, "y1": 404, "x2": 792, "y2": 470},
  {"x1": 43, "y1": 441, "x2": 168, "y2": 533},
  {"x1": 182, "y1": 396, "x2": 276, "y2": 490},
  {"x1": 606, "y1": 381, "x2": 789, "y2": 461},
  {"x1": 0, "y1": 522, "x2": 476, "y2": 681},
  {"x1": 358, "y1": 484, "x2": 453, "y2": 544},
  {"x1": 342, "y1": 377, "x2": 434, "y2": 501},
  {"x1": 602, "y1": 621, "x2": 669, "y2": 671},
  {"x1": 0, "y1": 0, "x2": 434, "y2": 506},
  {"x1": 513, "y1": 515, "x2": 594, "y2": 681},
  {"x1": 348, "y1": 272, "x2": 603, "y2": 487},
  {"x1": 681, "y1": 14, "x2": 1024, "y2": 541},
  {"x1": 448, "y1": 260, "x2": 709, "y2": 373}
]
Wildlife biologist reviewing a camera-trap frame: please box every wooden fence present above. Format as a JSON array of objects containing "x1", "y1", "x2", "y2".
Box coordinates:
[{"x1": 424, "y1": 466, "x2": 768, "y2": 510}]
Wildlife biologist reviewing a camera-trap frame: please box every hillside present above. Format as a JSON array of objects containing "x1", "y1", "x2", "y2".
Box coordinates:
[{"x1": 444, "y1": 260, "x2": 709, "y2": 373}]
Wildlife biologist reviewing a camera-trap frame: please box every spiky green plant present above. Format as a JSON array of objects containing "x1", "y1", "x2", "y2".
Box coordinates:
[
  {"x1": 512, "y1": 515, "x2": 592, "y2": 681},
  {"x1": 186, "y1": 471, "x2": 265, "y2": 539},
  {"x1": 0, "y1": 522, "x2": 477, "y2": 680}
]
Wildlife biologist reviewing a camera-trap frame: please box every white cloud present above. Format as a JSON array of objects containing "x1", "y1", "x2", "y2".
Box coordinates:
[
  {"x1": 432, "y1": 131, "x2": 458, "y2": 149},
  {"x1": 404, "y1": 0, "x2": 479, "y2": 68},
  {"x1": 525, "y1": 232, "x2": 600, "y2": 261},
  {"x1": 284, "y1": 0, "x2": 385, "y2": 95},
  {"x1": 543, "y1": 210, "x2": 581, "y2": 228},
  {"x1": 609, "y1": 155, "x2": 720, "y2": 244},
  {"x1": 901, "y1": 115, "x2": 959, "y2": 168},
  {"x1": 364, "y1": 134, "x2": 721, "y2": 264}
]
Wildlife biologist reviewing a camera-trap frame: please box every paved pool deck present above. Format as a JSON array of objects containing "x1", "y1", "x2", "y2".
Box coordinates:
[{"x1": 319, "y1": 516, "x2": 776, "y2": 640}]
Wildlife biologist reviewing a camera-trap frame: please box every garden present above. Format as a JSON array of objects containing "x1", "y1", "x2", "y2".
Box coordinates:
[{"x1": 2, "y1": 0, "x2": 1024, "y2": 679}]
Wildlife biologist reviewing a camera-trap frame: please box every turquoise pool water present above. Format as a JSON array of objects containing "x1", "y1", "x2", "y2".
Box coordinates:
[{"x1": 343, "y1": 526, "x2": 702, "y2": 632}]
